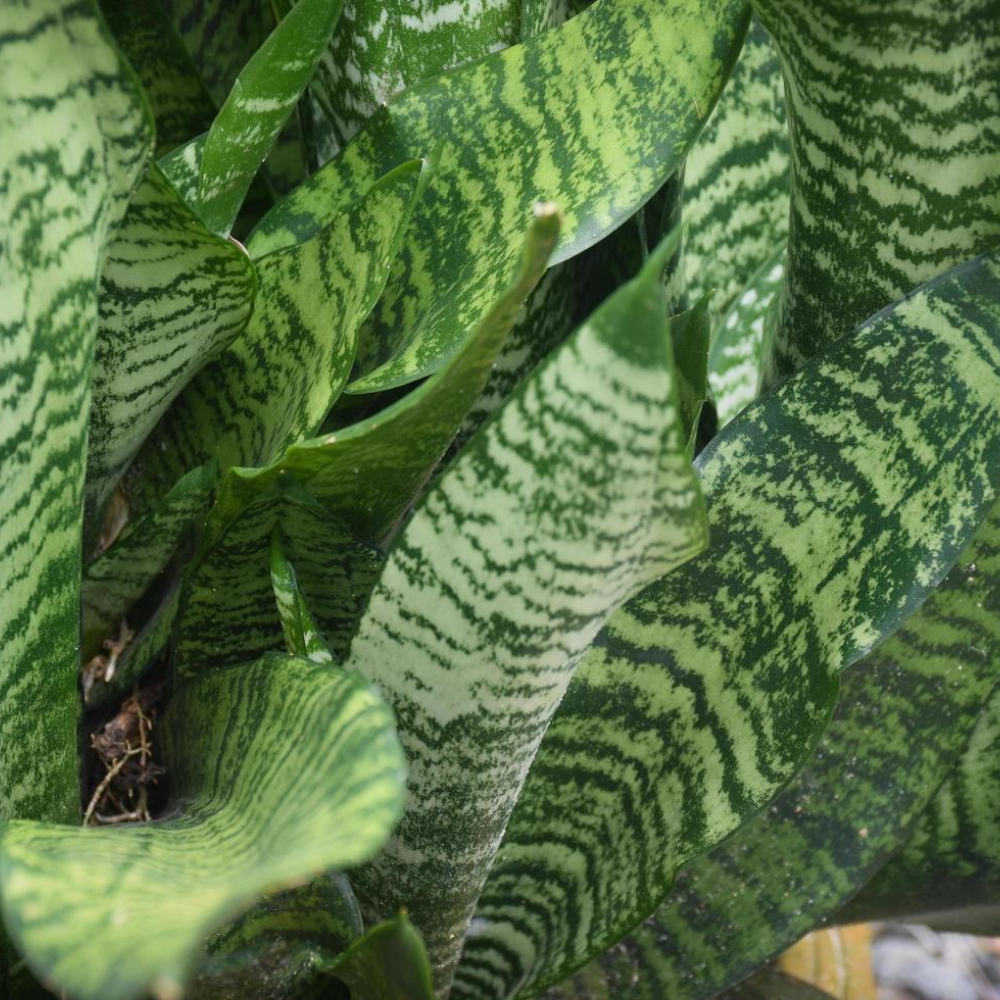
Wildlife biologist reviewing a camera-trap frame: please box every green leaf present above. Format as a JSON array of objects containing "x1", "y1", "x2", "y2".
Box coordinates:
[
  {"x1": 176, "y1": 476, "x2": 382, "y2": 673},
  {"x1": 708, "y1": 242, "x2": 785, "y2": 428},
  {"x1": 85, "y1": 160, "x2": 255, "y2": 535},
  {"x1": 197, "y1": 0, "x2": 345, "y2": 234},
  {"x1": 755, "y1": 0, "x2": 1000, "y2": 383},
  {"x1": 204, "y1": 204, "x2": 562, "y2": 548},
  {"x1": 190, "y1": 875, "x2": 362, "y2": 999},
  {"x1": 456, "y1": 250, "x2": 1000, "y2": 1000},
  {"x1": 0, "y1": 0, "x2": 152, "y2": 829},
  {"x1": 322, "y1": 915, "x2": 435, "y2": 1000},
  {"x1": 0, "y1": 654, "x2": 406, "y2": 1000},
  {"x1": 683, "y1": 16, "x2": 788, "y2": 319},
  {"x1": 139, "y1": 158, "x2": 426, "y2": 492},
  {"x1": 346, "y1": 232, "x2": 708, "y2": 989},
  {"x1": 547, "y1": 501, "x2": 1000, "y2": 998},
  {"x1": 839, "y1": 685, "x2": 1000, "y2": 932},
  {"x1": 248, "y1": 0, "x2": 750, "y2": 391},
  {"x1": 82, "y1": 463, "x2": 216, "y2": 662},
  {"x1": 670, "y1": 291, "x2": 713, "y2": 454},
  {"x1": 99, "y1": 0, "x2": 217, "y2": 157},
  {"x1": 270, "y1": 527, "x2": 335, "y2": 663}
]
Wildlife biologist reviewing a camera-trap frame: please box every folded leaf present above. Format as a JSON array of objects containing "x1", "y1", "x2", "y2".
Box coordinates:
[
  {"x1": 141, "y1": 158, "x2": 426, "y2": 489},
  {"x1": 270, "y1": 527, "x2": 335, "y2": 663},
  {"x1": 457, "y1": 250, "x2": 1000, "y2": 1000},
  {"x1": 347, "y1": 232, "x2": 708, "y2": 989},
  {"x1": 756, "y1": 0, "x2": 1000, "y2": 382},
  {"x1": 0, "y1": 655, "x2": 406, "y2": 1000},
  {"x1": 205, "y1": 205, "x2": 562, "y2": 548},
  {"x1": 248, "y1": 0, "x2": 749, "y2": 391},
  {"x1": 683, "y1": 16, "x2": 788, "y2": 319},
  {"x1": 543, "y1": 501, "x2": 1000, "y2": 998},
  {"x1": 322, "y1": 915, "x2": 435, "y2": 1000},
  {"x1": 0, "y1": 0, "x2": 152, "y2": 831},
  {"x1": 85, "y1": 161, "x2": 255, "y2": 530},
  {"x1": 82, "y1": 463, "x2": 216, "y2": 661},
  {"x1": 197, "y1": 0, "x2": 345, "y2": 234}
]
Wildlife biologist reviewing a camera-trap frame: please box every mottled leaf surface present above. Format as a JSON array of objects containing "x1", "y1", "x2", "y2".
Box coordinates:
[
  {"x1": 248, "y1": 0, "x2": 749, "y2": 391},
  {"x1": 0, "y1": 0, "x2": 152, "y2": 828},
  {"x1": 457, "y1": 251, "x2": 1000, "y2": 1000},
  {"x1": 347, "y1": 235, "x2": 708, "y2": 989},
  {"x1": 0, "y1": 656, "x2": 405, "y2": 1000}
]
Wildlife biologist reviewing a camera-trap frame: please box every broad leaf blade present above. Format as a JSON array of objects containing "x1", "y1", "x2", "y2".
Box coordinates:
[
  {"x1": 248, "y1": 0, "x2": 749, "y2": 392},
  {"x1": 0, "y1": 0, "x2": 152, "y2": 830},
  {"x1": 457, "y1": 250, "x2": 1000, "y2": 1000},
  {"x1": 347, "y1": 233, "x2": 708, "y2": 989},
  {"x1": 0, "y1": 655, "x2": 406, "y2": 1000}
]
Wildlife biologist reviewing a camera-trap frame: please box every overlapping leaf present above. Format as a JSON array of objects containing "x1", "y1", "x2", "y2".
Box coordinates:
[
  {"x1": 248, "y1": 0, "x2": 749, "y2": 391},
  {"x1": 345, "y1": 233, "x2": 708, "y2": 990},
  {"x1": 456, "y1": 250, "x2": 1000, "y2": 1000},
  {"x1": 0, "y1": 655, "x2": 406, "y2": 1000},
  {"x1": 755, "y1": 0, "x2": 1000, "y2": 382},
  {"x1": 0, "y1": 0, "x2": 152, "y2": 835},
  {"x1": 85, "y1": 162, "x2": 255, "y2": 531}
]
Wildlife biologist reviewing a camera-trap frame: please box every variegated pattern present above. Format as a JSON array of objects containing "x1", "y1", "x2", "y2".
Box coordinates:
[
  {"x1": 457, "y1": 251, "x2": 1000, "y2": 1000},
  {"x1": 86, "y1": 163, "x2": 254, "y2": 529},
  {"x1": 756, "y1": 0, "x2": 1000, "y2": 382},
  {"x1": 0, "y1": 656, "x2": 406, "y2": 1000},
  {"x1": 248, "y1": 0, "x2": 749, "y2": 391},
  {"x1": 0, "y1": 0, "x2": 152, "y2": 826},
  {"x1": 346, "y1": 236, "x2": 708, "y2": 991}
]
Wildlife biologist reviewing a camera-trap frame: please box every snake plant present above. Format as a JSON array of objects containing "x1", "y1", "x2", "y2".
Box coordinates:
[{"x1": 2, "y1": 0, "x2": 999, "y2": 998}]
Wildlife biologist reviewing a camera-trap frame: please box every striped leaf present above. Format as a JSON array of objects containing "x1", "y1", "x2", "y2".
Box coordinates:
[
  {"x1": 683, "y1": 15, "x2": 788, "y2": 318},
  {"x1": 82, "y1": 463, "x2": 215, "y2": 662},
  {"x1": 755, "y1": 0, "x2": 1000, "y2": 383},
  {"x1": 247, "y1": 0, "x2": 750, "y2": 391},
  {"x1": 709, "y1": 243, "x2": 785, "y2": 427},
  {"x1": 0, "y1": 0, "x2": 152, "y2": 830},
  {"x1": 190, "y1": 875, "x2": 362, "y2": 999},
  {"x1": 204, "y1": 205, "x2": 561, "y2": 548},
  {"x1": 196, "y1": 0, "x2": 345, "y2": 234},
  {"x1": 670, "y1": 292, "x2": 712, "y2": 453},
  {"x1": 456, "y1": 250, "x2": 1000, "y2": 1000},
  {"x1": 176, "y1": 476, "x2": 382, "y2": 673},
  {"x1": 543, "y1": 501, "x2": 1000, "y2": 998},
  {"x1": 99, "y1": 0, "x2": 216, "y2": 157},
  {"x1": 139, "y1": 158, "x2": 426, "y2": 494},
  {"x1": 270, "y1": 527, "x2": 335, "y2": 663},
  {"x1": 322, "y1": 915, "x2": 434, "y2": 1000},
  {"x1": 839, "y1": 687, "x2": 1000, "y2": 932},
  {"x1": 346, "y1": 232, "x2": 708, "y2": 990},
  {"x1": 0, "y1": 655, "x2": 406, "y2": 1000},
  {"x1": 85, "y1": 162, "x2": 255, "y2": 531}
]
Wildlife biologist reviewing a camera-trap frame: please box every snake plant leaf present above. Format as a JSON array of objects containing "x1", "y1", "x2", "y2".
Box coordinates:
[
  {"x1": 720, "y1": 968, "x2": 836, "y2": 1000},
  {"x1": 0, "y1": 0, "x2": 152, "y2": 828},
  {"x1": 755, "y1": 0, "x2": 1000, "y2": 384},
  {"x1": 270, "y1": 528, "x2": 335, "y2": 663},
  {"x1": 0, "y1": 654, "x2": 406, "y2": 1000},
  {"x1": 196, "y1": 0, "x2": 345, "y2": 234},
  {"x1": 247, "y1": 0, "x2": 749, "y2": 392},
  {"x1": 670, "y1": 292, "x2": 712, "y2": 453},
  {"x1": 313, "y1": 0, "x2": 522, "y2": 161},
  {"x1": 709, "y1": 243, "x2": 785, "y2": 428},
  {"x1": 542, "y1": 502, "x2": 1000, "y2": 999},
  {"x1": 683, "y1": 16, "x2": 788, "y2": 319},
  {"x1": 99, "y1": 0, "x2": 216, "y2": 156},
  {"x1": 141, "y1": 158, "x2": 425, "y2": 495},
  {"x1": 205, "y1": 205, "x2": 562, "y2": 549},
  {"x1": 322, "y1": 915, "x2": 435, "y2": 1000},
  {"x1": 82, "y1": 463, "x2": 216, "y2": 662},
  {"x1": 176, "y1": 476, "x2": 382, "y2": 674},
  {"x1": 839, "y1": 686, "x2": 1000, "y2": 933},
  {"x1": 190, "y1": 875, "x2": 362, "y2": 999},
  {"x1": 86, "y1": 162, "x2": 255, "y2": 530},
  {"x1": 456, "y1": 250, "x2": 1000, "y2": 1000},
  {"x1": 346, "y1": 232, "x2": 708, "y2": 989}
]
